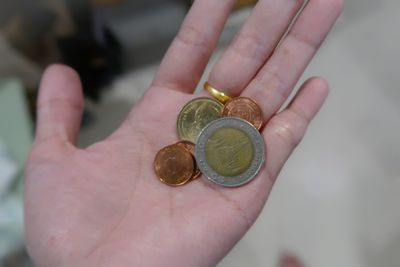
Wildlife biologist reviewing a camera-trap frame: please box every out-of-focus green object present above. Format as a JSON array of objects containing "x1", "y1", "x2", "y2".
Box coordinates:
[
  {"x1": 0, "y1": 78, "x2": 32, "y2": 192},
  {"x1": 0, "y1": 78, "x2": 32, "y2": 263}
]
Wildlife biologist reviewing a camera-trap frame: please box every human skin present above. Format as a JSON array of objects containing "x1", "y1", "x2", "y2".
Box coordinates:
[{"x1": 24, "y1": 0, "x2": 343, "y2": 266}]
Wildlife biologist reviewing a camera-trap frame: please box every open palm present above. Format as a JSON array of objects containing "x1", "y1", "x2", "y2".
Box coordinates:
[{"x1": 24, "y1": 1, "x2": 343, "y2": 266}]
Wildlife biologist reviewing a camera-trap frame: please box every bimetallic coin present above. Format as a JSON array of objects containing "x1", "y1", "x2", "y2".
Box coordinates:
[
  {"x1": 175, "y1": 141, "x2": 202, "y2": 180},
  {"x1": 206, "y1": 127, "x2": 254, "y2": 177},
  {"x1": 204, "y1": 82, "x2": 232, "y2": 104},
  {"x1": 154, "y1": 144, "x2": 195, "y2": 186},
  {"x1": 195, "y1": 117, "x2": 265, "y2": 187},
  {"x1": 222, "y1": 97, "x2": 263, "y2": 130},
  {"x1": 177, "y1": 97, "x2": 223, "y2": 143}
]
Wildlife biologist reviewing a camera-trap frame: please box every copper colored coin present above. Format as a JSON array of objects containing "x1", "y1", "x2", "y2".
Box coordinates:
[
  {"x1": 176, "y1": 141, "x2": 202, "y2": 180},
  {"x1": 222, "y1": 97, "x2": 263, "y2": 129},
  {"x1": 191, "y1": 168, "x2": 202, "y2": 180},
  {"x1": 154, "y1": 144, "x2": 195, "y2": 186},
  {"x1": 176, "y1": 140, "x2": 195, "y2": 155}
]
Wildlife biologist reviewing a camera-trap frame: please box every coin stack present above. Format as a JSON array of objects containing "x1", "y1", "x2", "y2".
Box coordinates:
[{"x1": 154, "y1": 83, "x2": 265, "y2": 187}]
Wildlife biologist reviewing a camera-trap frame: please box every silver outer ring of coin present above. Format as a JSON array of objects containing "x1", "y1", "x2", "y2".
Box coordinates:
[{"x1": 195, "y1": 117, "x2": 265, "y2": 187}]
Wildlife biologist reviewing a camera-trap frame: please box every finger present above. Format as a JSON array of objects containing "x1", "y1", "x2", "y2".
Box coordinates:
[
  {"x1": 263, "y1": 77, "x2": 329, "y2": 179},
  {"x1": 151, "y1": 0, "x2": 236, "y2": 93},
  {"x1": 243, "y1": 0, "x2": 343, "y2": 123},
  {"x1": 278, "y1": 254, "x2": 305, "y2": 267},
  {"x1": 206, "y1": 0, "x2": 304, "y2": 96},
  {"x1": 35, "y1": 64, "x2": 84, "y2": 145}
]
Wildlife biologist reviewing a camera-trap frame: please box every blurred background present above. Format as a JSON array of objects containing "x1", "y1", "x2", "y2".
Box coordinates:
[{"x1": 0, "y1": 0, "x2": 399, "y2": 266}]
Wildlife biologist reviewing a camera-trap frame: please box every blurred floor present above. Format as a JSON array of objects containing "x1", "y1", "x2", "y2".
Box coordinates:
[{"x1": 77, "y1": 1, "x2": 400, "y2": 267}]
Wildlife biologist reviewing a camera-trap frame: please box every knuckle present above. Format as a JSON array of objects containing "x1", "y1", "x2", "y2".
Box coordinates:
[
  {"x1": 288, "y1": 32, "x2": 318, "y2": 51},
  {"x1": 253, "y1": 68, "x2": 288, "y2": 102},
  {"x1": 175, "y1": 25, "x2": 212, "y2": 52},
  {"x1": 230, "y1": 31, "x2": 266, "y2": 60},
  {"x1": 37, "y1": 98, "x2": 83, "y2": 113}
]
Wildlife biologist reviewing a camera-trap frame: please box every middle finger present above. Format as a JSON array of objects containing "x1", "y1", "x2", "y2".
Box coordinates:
[{"x1": 205, "y1": 0, "x2": 304, "y2": 97}]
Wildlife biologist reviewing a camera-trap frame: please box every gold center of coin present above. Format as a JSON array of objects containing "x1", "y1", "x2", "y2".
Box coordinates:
[{"x1": 205, "y1": 127, "x2": 254, "y2": 177}]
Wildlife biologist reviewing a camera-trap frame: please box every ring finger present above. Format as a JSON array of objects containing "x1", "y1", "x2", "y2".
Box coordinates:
[
  {"x1": 242, "y1": 0, "x2": 344, "y2": 124},
  {"x1": 205, "y1": 0, "x2": 304, "y2": 97}
]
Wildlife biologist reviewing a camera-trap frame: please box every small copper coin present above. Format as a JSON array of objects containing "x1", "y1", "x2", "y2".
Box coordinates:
[
  {"x1": 176, "y1": 141, "x2": 202, "y2": 180},
  {"x1": 176, "y1": 140, "x2": 195, "y2": 155},
  {"x1": 154, "y1": 144, "x2": 195, "y2": 186},
  {"x1": 222, "y1": 97, "x2": 263, "y2": 130}
]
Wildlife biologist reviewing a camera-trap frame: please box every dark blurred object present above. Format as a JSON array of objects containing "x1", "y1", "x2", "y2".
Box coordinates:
[
  {"x1": 2, "y1": 249, "x2": 33, "y2": 267},
  {"x1": 0, "y1": 34, "x2": 41, "y2": 91},
  {"x1": 185, "y1": 0, "x2": 258, "y2": 9},
  {"x1": 0, "y1": 0, "x2": 189, "y2": 100},
  {"x1": 0, "y1": 1, "x2": 61, "y2": 66},
  {"x1": 57, "y1": 29, "x2": 122, "y2": 101},
  {"x1": 58, "y1": 0, "x2": 123, "y2": 101},
  {"x1": 94, "y1": 0, "x2": 187, "y2": 68}
]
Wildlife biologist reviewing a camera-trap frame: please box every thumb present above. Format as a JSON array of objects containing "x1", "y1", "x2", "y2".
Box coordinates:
[{"x1": 35, "y1": 64, "x2": 84, "y2": 146}]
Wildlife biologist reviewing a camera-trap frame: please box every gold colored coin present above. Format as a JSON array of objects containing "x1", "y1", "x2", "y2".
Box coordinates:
[
  {"x1": 154, "y1": 144, "x2": 195, "y2": 186},
  {"x1": 177, "y1": 97, "x2": 223, "y2": 143},
  {"x1": 205, "y1": 127, "x2": 254, "y2": 177},
  {"x1": 204, "y1": 82, "x2": 232, "y2": 104},
  {"x1": 175, "y1": 141, "x2": 202, "y2": 180},
  {"x1": 222, "y1": 97, "x2": 263, "y2": 130}
]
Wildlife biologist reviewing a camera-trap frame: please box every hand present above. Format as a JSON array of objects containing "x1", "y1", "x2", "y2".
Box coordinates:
[{"x1": 24, "y1": 1, "x2": 343, "y2": 266}]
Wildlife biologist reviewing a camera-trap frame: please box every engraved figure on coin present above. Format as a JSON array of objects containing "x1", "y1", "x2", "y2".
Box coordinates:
[
  {"x1": 191, "y1": 103, "x2": 220, "y2": 137},
  {"x1": 208, "y1": 132, "x2": 252, "y2": 176},
  {"x1": 222, "y1": 97, "x2": 263, "y2": 129},
  {"x1": 235, "y1": 103, "x2": 255, "y2": 122}
]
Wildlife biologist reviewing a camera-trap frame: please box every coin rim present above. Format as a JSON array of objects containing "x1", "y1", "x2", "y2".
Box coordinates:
[
  {"x1": 222, "y1": 97, "x2": 263, "y2": 130},
  {"x1": 154, "y1": 144, "x2": 195, "y2": 186},
  {"x1": 175, "y1": 141, "x2": 202, "y2": 180},
  {"x1": 176, "y1": 97, "x2": 224, "y2": 142},
  {"x1": 195, "y1": 117, "x2": 265, "y2": 187}
]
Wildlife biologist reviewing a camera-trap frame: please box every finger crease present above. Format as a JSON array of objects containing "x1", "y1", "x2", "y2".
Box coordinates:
[
  {"x1": 175, "y1": 25, "x2": 213, "y2": 54},
  {"x1": 288, "y1": 107, "x2": 310, "y2": 124},
  {"x1": 254, "y1": 68, "x2": 288, "y2": 102},
  {"x1": 37, "y1": 98, "x2": 84, "y2": 112},
  {"x1": 198, "y1": 180, "x2": 252, "y2": 229},
  {"x1": 269, "y1": 119, "x2": 301, "y2": 147},
  {"x1": 230, "y1": 31, "x2": 268, "y2": 61},
  {"x1": 286, "y1": 32, "x2": 318, "y2": 52}
]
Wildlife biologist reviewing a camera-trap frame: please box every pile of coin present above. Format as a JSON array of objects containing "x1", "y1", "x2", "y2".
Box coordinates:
[
  {"x1": 154, "y1": 141, "x2": 201, "y2": 186},
  {"x1": 154, "y1": 83, "x2": 266, "y2": 187}
]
